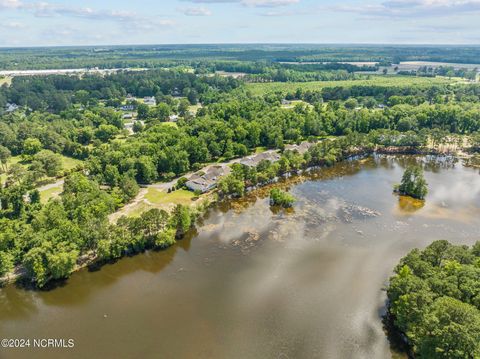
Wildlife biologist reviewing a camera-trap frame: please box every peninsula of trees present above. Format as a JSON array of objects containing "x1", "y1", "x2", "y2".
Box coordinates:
[{"x1": 387, "y1": 241, "x2": 480, "y2": 358}]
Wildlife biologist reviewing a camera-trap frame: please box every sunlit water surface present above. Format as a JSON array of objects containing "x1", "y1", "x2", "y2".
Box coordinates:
[{"x1": 1, "y1": 155, "x2": 480, "y2": 359}]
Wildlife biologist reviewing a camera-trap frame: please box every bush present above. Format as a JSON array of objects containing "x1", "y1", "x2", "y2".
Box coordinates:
[{"x1": 269, "y1": 188, "x2": 295, "y2": 208}]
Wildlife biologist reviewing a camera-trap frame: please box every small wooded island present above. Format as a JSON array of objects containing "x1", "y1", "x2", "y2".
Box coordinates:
[
  {"x1": 269, "y1": 188, "x2": 296, "y2": 208},
  {"x1": 394, "y1": 165, "x2": 428, "y2": 200}
]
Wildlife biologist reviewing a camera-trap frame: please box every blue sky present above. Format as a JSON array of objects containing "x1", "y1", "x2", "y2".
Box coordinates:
[{"x1": 0, "y1": 0, "x2": 479, "y2": 46}]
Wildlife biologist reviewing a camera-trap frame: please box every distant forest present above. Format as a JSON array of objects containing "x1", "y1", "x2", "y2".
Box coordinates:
[{"x1": 1, "y1": 44, "x2": 480, "y2": 70}]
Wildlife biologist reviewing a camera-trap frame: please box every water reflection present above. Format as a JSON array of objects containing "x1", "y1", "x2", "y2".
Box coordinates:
[{"x1": 1, "y1": 155, "x2": 480, "y2": 359}]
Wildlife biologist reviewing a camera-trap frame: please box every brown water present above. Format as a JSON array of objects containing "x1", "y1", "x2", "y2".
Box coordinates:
[{"x1": 1, "y1": 155, "x2": 480, "y2": 359}]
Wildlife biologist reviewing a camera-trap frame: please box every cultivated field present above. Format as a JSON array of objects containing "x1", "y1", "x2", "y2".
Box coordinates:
[{"x1": 246, "y1": 76, "x2": 456, "y2": 95}]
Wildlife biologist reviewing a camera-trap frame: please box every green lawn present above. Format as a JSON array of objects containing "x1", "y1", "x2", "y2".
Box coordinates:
[
  {"x1": 246, "y1": 76, "x2": 457, "y2": 96},
  {"x1": 161, "y1": 122, "x2": 178, "y2": 128},
  {"x1": 254, "y1": 146, "x2": 268, "y2": 154},
  {"x1": 0, "y1": 76, "x2": 12, "y2": 86},
  {"x1": 188, "y1": 104, "x2": 202, "y2": 114},
  {"x1": 1, "y1": 154, "x2": 82, "y2": 183},
  {"x1": 0, "y1": 156, "x2": 27, "y2": 182},
  {"x1": 281, "y1": 100, "x2": 313, "y2": 109},
  {"x1": 145, "y1": 189, "x2": 195, "y2": 206},
  {"x1": 61, "y1": 156, "x2": 83, "y2": 171},
  {"x1": 39, "y1": 183, "x2": 63, "y2": 204}
]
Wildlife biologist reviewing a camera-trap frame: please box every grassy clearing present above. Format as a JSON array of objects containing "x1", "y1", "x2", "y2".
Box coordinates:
[
  {"x1": 254, "y1": 146, "x2": 268, "y2": 153},
  {"x1": 39, "y1": 183, "x2": 63, "y2": 203},
  {"x1": 246, "y1": 76, "x2": 456, "y2": 96},
  {"x1": 125, "y1": 189, "x2": 196, "y2": 218},
  {"x1": 281, "y1": 100, "x2": 313, "y2": 109},
  {"x1": 161, "y1": 122, "x2": 178, "y2": 128},
  {"x1": 188, "y1": 104, "x2": 202, "y2": 114},
  {"x1": 0, "y1": 76, "x2": 12, "y2": 86},
  {"x1": 61, "y1": 156, "x2": 83, "y2": 171},
  {"x1": 0, "y1": 155, "x2": 82, "y2": 183},
  {"x1": 145, "y1": 188, "x2": 195, "y2": 206}
]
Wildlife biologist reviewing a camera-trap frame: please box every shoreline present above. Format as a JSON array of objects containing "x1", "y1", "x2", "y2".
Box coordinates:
[{"x1": 0, "y1": 146, "x2": 468, "y2": 288}]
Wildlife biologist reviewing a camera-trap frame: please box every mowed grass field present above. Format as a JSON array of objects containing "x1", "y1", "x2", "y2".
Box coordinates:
[
  {"x1": 145, "y1": 189, "x2": 195, "y2": 206},
  {"x1": 1, "y1": 155, "x2": 83, "y2": 198},
  {"x1": 245, "y1": 76, "x2": 457, "y2": 96},
  {"x1": 0, "y1": 76, "x2": 12, "y2": 86}
]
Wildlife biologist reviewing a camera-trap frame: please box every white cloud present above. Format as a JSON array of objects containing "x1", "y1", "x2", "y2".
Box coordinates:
[
  {"x1": 0, "y1": 20, "x2": 25, "y2": 28},
  {"x1": 332, "y1": 0, "x2": 480, "y2": 18},
  {"x1": 0, "y1": 1, "x2": 175, "y2": 32},
  {"x1": 0, "y1": 0, "x2": 22, "y2": 9},
  {"x1": 178, "y1": 6, "x2": 212, "y2": 16},
  {"x1": 181, "y1": 0, "x2": 300, "y2": 7},
  {"x1": 242, "y1": 0, "x2": 299, "y2": 6}
]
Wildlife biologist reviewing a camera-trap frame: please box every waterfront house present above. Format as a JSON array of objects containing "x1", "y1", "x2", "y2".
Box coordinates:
[
  {"x1": 284, "y1": 141, "x2": 314, "y2": 155},
  {"x1": 239, "y1": 150, "x2": 281, "y2": 168},
  {"x1": 186, "y1": 165, "x2": 232, "y2": 193}
]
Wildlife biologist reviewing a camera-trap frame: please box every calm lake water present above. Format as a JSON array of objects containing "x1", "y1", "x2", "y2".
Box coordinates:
[{"x1": 1, "y1": 155, "x2": 480, "y2": 359}]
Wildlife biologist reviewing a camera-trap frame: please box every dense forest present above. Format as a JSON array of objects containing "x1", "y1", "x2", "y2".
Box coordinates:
[
  {"x1": 388, "y1": 241, "x2": 480, "y2": 358},
  {"x1": 1, "y1": 44, "x2": 480, "y2": 70},
  {"x1": 0, "y1": 50, "x2": 479, "y2": 297}
]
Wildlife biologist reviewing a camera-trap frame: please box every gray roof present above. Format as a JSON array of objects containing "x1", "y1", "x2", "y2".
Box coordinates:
[
  {"x1": 284, "y1": 141, "x2": 314, "y2": 154},
  {"x1": 240, "y1": 150, "x2": 281, "y2": 167},
  {"x1": 186, "y1": 165, "x2": 232, "y2": 193}
]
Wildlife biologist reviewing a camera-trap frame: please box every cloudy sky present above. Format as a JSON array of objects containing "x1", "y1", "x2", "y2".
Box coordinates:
[{"x1": 0, "y1": 0, "x2": 479, "y2": 46}]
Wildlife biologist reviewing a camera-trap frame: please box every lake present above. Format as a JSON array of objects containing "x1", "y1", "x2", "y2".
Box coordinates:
[{"x1": 1, "y1": 155, "x2": 480, "y2": 359}]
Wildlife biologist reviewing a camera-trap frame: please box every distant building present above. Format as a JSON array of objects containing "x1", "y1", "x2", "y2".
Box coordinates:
[
  {"x1": 120, "y1": 104, "x2": 135, "y2": 111},
  {"x1": 281, "y1": 99, "x2": 292, "y2": 106},
  {"x1": 122, "y1": 113, "x2": 134, "y2": 120},
  {"x1": 169, "y1": 114, "x2": 179, "y2": 122},
  {"x1": 186, "y1": 165, "x2": 232, "y2": 193},
  {"x1": 284, "y1": 141, "x2": 314, "y2": 155},
  {"x1": 5, "y1": 103, "x2": 19, "y2": 113},
  {"x1": 240, "y1": 150, "x2": 281, "y2": 168},
  {"x1": 144, "y1": 96, "x2": 156, "y2": 106}
]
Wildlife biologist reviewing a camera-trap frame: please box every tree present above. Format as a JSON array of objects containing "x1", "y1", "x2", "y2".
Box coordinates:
[
  {"x1": 118, "y1": 173, "x2": 139, "y2": 202},
  {"x1": 387, "y1": 241, "x2": 480, "y2": 358},
  {"x1": 33, "y1": 150, "x2": 63, "y2": 177},
  {"x1": 0, "y1": 145, "x2": 11, "y2": 172},
  {"x1": 396, "y1": 165, "x2": 428, "y2": 200},
  {"x1": 171, "y1": 204, "x2": 192, "y2": 237},
  {"x1": 218, "y1": 174, "x2": 245, "y2": 197},
  {"x1": 137, "y1": 103, "x2": 150, "y2": 120},
  {"x1": 269, "y1": 188, "x2": 295, "y2": 208},
  {"x1": 95, "y1": 124, "x2": 119, "y2": 142},
  {"x1": 132, "y1": 121, "x2": 144, "y2": 133},
  {"x1": 419, "y1": 297, "x2": 480, "y2": 358},
  {"x1": 0, "y1": 251, "x2": 13, "y2": 276},
  {"x1": 23, "y1": 138, "x2": 42, "y2": 156},
  {"x1": 135, "y1": 156, "x2": 157, "y2": 184}
]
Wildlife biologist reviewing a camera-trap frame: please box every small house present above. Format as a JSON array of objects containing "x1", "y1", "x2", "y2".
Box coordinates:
[
  {"x1": 284, "y1": 141, "x2": 314, "y2": 155},
  {"x1": 186, "y1": 165, "x2": 232, "y2": 193},
  {"x1": 240, "y1": 150, "x2": 281, "y2": 168},
  {"x1": 144, "y1": 96, "x2": 156, "y2": 106},
  {"x1": 5, "y1": 103, "x2": 19, "y2": 113}
]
